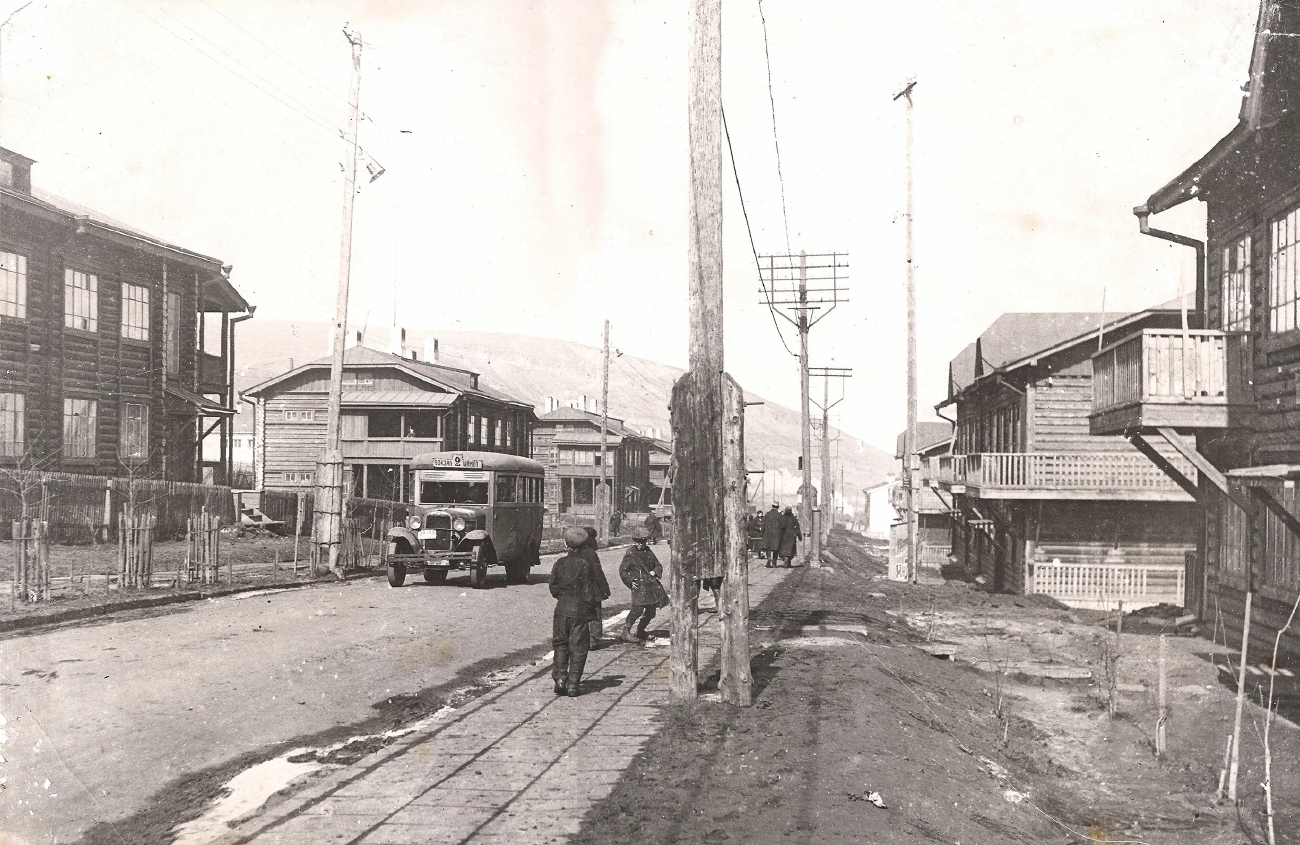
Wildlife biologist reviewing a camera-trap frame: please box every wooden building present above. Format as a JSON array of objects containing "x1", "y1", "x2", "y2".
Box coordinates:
[
  {"x1": 244, "y1": 345, "x2": 536, "y2": 501},
  {"x1": 0, "y1": 148, "x2": 251, "y2": 484},
  {"x1": 891, "y1": 421, "x2": 954, "y2": 578},
  {"x1": 1090, "y1": 1, "x2": 1300, "y2": 650},
  {"x1": 647, "y1": 437, "x2": 672, "y2": 509},
  {"x1": 530, "y1": 407, "x2": 652, "y2": 519},
  {"x1": 936, "y1": 304, "x2": 1201, "y2": 609}
]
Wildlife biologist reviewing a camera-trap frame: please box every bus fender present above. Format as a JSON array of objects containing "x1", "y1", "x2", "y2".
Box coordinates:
[
  {"x1": 463, "y1": 530, "x2": 489, "y2": 543},
  {"x1": 387, "y1": 526, "x2": 420, "y2": 552}
]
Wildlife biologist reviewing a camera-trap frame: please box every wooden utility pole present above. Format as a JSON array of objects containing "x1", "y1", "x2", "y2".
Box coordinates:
[
  {"x1": 672, "y1": 0, "x2": 746, "y2": 705},
  {"x1": 894, "y1": 79, "x2": 919, "y2": 583},
  {"x1": 314, "y1": 29, "x2": 363, "y2": 579},
  {"x1": 811, "y1": 367, "x2": 851, "y2": 557},
  {"x1": 598, "y1": 320, "x2": 611, "y2": 543},
  {"x1": 759, "y1": 252, "x2": 848, "y2": 567}
]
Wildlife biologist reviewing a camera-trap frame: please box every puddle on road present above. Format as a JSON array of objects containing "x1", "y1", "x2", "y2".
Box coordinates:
[{"x1": 171, "y1": 705, "x2": 457, "y2": 845}]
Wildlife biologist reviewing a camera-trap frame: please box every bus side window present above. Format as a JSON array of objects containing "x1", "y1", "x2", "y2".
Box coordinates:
[{"x1": 496, "y1": 474, "x2": 517, "y2": 503}]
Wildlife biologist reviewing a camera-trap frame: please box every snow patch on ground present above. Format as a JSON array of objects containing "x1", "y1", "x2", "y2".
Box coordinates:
[{"x1": 171, "y1": 755, "x2": 321, "y2": 845}]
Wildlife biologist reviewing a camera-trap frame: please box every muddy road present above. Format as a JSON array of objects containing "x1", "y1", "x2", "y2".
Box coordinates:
[{"x1": 0, "y1": 545, "x2": 634, "y2": 845}]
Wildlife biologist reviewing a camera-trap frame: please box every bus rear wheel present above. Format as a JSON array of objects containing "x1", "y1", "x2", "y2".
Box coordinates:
[{"x1": 505, "y1": 561, "x2": 531, "y2": 585}]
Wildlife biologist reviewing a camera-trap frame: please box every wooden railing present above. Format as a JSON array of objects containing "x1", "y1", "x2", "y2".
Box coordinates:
[
  {"x1": 963, "y1": 452, "x2": 1194, "y2": 492},
  {"x1": 1030, "y1": 561, "x2": 1185, "y2": 611},
  {"x1": 1092, "y1": 328, "x2": 1249, "y2": 412},
  {"x1": 929, "y1": 454, "x2": 967, "y2": 486}
]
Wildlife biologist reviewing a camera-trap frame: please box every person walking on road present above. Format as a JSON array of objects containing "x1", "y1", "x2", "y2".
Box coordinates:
[
  {"x1": 549, "y1": 526, "x2": 609, "y2": 697},
  {"x1": 778, "y1": 506, "x2": 802, "y2": 567},
  {"x1": 619, "y1": 527, "x2": 667, "y2": 642},
  {"x1": 580, "y1": 527, "x2": 608, "y2": 648},
  {"x1": 761, "y1": 503, "x2": 783, "y2": 568}
]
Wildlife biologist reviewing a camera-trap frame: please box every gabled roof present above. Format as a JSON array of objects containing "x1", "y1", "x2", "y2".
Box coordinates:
[
  {"x1": 537, "y1": 407, "x2": 650, "y2": 441},
  {"x1": 242, "y1": 345, "x2": 535, "y2": 412},
  {"x1": 945, "y1": 298, "x2": 1186, "y2": 401},
  {"x1": 1144, "y1": 1, "x2": 1298, "y2": 214},
  {"x1": 895, "y1": 421, "x2": 953, "y2": 459}
]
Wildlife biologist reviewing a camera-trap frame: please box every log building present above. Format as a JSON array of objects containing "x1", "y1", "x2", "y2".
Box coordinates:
[
  {"x1": 935, "y1": 303, "x2": 1201, "y2": 609},
  {"x1": 1091, "y1": 0, "x2": 1300, "y2": 653},
  {"x1": 530, "y1": 406, "x2": 652, "y2": 520},
  {"x1": 0, "y1": 148, "x2": 250, "y2": 483}
]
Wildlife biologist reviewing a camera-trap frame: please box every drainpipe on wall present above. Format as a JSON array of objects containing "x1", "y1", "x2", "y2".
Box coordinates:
[
  {"x1": 1135, "y1": 204, "x2": 1207, "y2": 328},
  {"x1": 228, "y1": 305, "x2": 256, "y2": 486}
]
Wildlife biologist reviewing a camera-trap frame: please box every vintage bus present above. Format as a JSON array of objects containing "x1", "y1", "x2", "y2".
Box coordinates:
[{"x1": 385, "y1": 451, "x2": 546, "y2": 588}]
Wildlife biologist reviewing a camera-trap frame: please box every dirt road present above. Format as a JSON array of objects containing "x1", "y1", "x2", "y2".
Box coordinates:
[{"x1": 0, "y1": 545, "x2": 636, "y2": 845}]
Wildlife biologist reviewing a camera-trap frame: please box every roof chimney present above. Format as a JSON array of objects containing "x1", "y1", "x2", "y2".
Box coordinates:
[
  {"x1": 344, "y1": 328, "x2": 362, "y2": 350},
  {"x1": 423, "y1": 338, "x2": 439, "y2": 362},
  {"x1": 0, "y1": 149, "x2": 33, "y2": 194},
  {"x1": 388, "y1": 326, "x2": 406, "y2": 355}
]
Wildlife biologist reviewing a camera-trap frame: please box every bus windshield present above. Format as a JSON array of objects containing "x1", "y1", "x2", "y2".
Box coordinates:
[{"x1": 420, "y1": 480, "x2": 489, "y2": 505}]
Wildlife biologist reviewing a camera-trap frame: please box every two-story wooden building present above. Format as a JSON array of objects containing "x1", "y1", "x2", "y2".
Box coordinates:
[
  {"x1": 935, "y1": 303, "x2": 1202, "y2": 609},
  {"x1": 1089, "y1": 1, "x2": 1300, "y2": 650},
  {"x1": 243, "y1": 345, "x2": 537, "y2": 501},
  {"x1": 530, "y1": 407, "x2": 653, "y2": 519},
  {"x1": 891, "y1": 421, "x2": 954, "y2": 579},
  {"x1": 0, "y1": 148, "x2": 250, "y2": 484}
]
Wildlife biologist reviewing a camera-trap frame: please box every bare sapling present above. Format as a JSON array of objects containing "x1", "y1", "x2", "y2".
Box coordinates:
[
  {"x1": 1156, "y1": 634, "x2": 1168, "y2": 759},
  {"x1": 1262, "y1": 590, "x2": 1300, "y2": 845},
  {"x1": 1228, "y1": 590, "x2": 1254, "y2": 803}
]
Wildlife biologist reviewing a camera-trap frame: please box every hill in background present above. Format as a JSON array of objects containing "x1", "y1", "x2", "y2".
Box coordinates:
[{"x1": 234, "y1": 320, "x2": 896, "y2": 511}]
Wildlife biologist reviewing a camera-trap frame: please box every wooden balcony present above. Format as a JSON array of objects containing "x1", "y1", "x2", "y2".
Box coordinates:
[
  {"x1": 1090, "y1": 329, "x2": 1251, "y2": 435},
  {"x1": 1029, "y1": 560, "x2": 1185, "y2": 611},
  {"x1": 933, "y1": 452, "x2": 1195, "y2": 501},
  {"x1": 199, "y1": 351, "x2": 228, "y2": 393}
]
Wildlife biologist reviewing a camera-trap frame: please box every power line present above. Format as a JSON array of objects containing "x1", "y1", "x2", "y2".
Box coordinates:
[
  {"x1": 757, "y1": 0, "x2": 792, "y2": 256},
  {"x1": 722, "y1": 105, "x2": 795, "y2": 358}
]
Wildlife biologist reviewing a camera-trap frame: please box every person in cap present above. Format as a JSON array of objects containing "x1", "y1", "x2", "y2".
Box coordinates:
[
  {"x1": 549, "y1": 526, "x2": 608, "y2": 696},
  {"x1": 761, "y1": 503, "x2": 783, "y2": 567},
  {"x1": 619, "y1": 526, "x2": 665, "y2": 642},
  {"x1": 580, "y1": 526, "x2": 611, "y2": 648}
]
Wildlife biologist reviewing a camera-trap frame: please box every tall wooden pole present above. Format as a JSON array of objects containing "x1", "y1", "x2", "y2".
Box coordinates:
[
  {"x1": 671, "y1": 0, "x2": 724, "y2": 704},
  {"x1": 820, "y1": 374, "x2": 832, "y2": 551},
  {"x1": 315, "y1": 29, "x2": 363, "y2": 579},
  {"x1": 798, "y1": 252, "x2": 813, "y2": 565},
  {"x1": 895, "y1": 80, "x2": 918, "y2": 583},
  {"x1": 599, "y1": 320, "x2": 610, "y2": 542},
  {"x1": 719, "y1": 375, "x2": 751, "y2": 705}
]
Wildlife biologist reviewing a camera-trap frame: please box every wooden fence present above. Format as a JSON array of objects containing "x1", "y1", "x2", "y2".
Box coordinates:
[
  {"x1": 0, "y1": 471, "x2": 235, "y2": 543},
  {"x1": 11, "y1": 518, "x2": 49, "y2": 605},
  {"x1": 118, "y1": 511, "x2": 156, "y2": 589},
  {"x1": 1030, "y1": 560, "x2": 1186, "y2": 610},
  {"x1": 185, "y1": 510, "x2": 222, "y2": 585}
]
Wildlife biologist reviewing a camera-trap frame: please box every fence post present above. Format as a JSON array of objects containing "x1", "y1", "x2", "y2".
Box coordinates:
[{"x1": 10, "y1": 520, "x2": 18, "y2": 609}]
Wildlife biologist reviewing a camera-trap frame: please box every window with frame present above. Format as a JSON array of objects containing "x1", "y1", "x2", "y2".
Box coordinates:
[
  {"x1": 1272, "y1": 208, "x2": 1300, "y2": 333},
  {"x1": 1222, "y1": 235, "x2": 1252, "y2": 331},
  {"x1": 63, "y1": 397, "x2": 97, "y2": 459},
  {"x1": 283, "y1": 409, "x2": 316, "y2": 422},
  {"x1": 342, "y1": 372, "x2": 374, "y2": 389},
  {"x1": 495, "y1": 474, "x2": 517, "y2": 503},
  {"x1": 120, "y1": 402, "x2": 149, "y2": 459},
  {"x1": 64, "y1": 269, "x2": 99, "y2": 331},
  {"x1": 121, "y1": 282, "x2": 150, "y2": 341},
  {"x1": 0, "y1": 251, "x2": 26, "y2": 319},
  {"x1": 467, "y1": 414, "x2": 479, "y2": 444},
  {"x1": 479, "y1": 417, "x2": 489, "y2": 446},
  {"x1": 0, "y1": 392, "x2": 23, "y2": 457},
  {"x1": 166, "y1": 292, "x2": 182, "y2": 373}
]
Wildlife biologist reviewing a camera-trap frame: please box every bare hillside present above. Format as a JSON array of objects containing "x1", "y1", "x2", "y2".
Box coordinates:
[{"x1": 234, "y1": 321, "x2": 896, "y2": 506}]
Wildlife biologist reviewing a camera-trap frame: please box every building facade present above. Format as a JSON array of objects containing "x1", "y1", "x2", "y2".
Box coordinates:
[
  {"x1": 530, "y1": 407, "x2": 652, "y2": 519},
  {"x1": 890, "y1": 421, "x2": 954, "y2": 579},
  {"x1": 1089, "y1": 1, "x2": 1300, "y2": 648},
  {"x1": 936, "y1": 304, "x2": 1201, "y2": 609},
  {"x1": 0, "y1": 148, "x2": 250, "y2": 484},
  {"x1": 244, "y1": 345, "x2": 536, "y2": 501}
]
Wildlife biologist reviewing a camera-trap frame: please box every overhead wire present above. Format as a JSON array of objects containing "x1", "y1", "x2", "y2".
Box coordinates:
[
  {"x1": 723, "y1": 105, "x2": 796, "y2": 358},
  {"x1": 757, "y1": 0, "x2": 793, "y2": 257}
]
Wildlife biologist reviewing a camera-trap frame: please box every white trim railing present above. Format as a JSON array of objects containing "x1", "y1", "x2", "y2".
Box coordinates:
[{"x1": 1030, "y1": 561, "x2": 1185, "y2": 611}]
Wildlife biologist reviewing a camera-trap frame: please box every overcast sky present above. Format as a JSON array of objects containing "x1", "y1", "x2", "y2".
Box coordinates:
[{"x1": 0, "y1": 0, "x2": 1260, "y2": 452}]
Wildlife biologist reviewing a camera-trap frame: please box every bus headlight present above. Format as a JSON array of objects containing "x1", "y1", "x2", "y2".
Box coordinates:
[
  {"x1": 453, "y1": 518, "x2": 466, "y2": 532},
  {"x1": 408, "y1": 516, "x2": 421, "y2": 530}
]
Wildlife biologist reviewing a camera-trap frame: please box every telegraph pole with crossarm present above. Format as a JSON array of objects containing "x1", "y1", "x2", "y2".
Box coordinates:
[
  {"x1": 811, "y1": 366, "x2": 851, "y2": 558},
  {"x1": 759, "y1": 252, "x2": 848, "y2": 566}
]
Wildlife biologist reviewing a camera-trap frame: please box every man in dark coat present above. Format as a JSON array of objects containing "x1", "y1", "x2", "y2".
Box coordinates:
[
  {"x1": 779, "y1": 506, "x2": 802, "y2": 567},
  {"x1": 761, "y1": 503, "x2": 783, "y2": 567},
  {"x1": 619, "y1": 527, "x2": 664, "y2": 642},
  {"x1": 549, "y1": 526, "x2": 609, "y2": 696},
  {"x1": 580, "y1": 527, "x2": 608, "y2": 648}
]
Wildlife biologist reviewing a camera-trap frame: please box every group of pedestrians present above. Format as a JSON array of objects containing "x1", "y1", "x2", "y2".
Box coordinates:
[
  {"x1": 548, "y1": 525, "x2": 666, "y2": 698},
  {"x1": 755, "y1": 502, "x2": 802, "y2": 567}
]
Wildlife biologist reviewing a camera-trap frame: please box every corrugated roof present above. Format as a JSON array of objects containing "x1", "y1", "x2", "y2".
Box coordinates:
[
  {"x1": 538, "y1": 407, "x2": 646, "y2": 440},
  {"x1": 895, "y1": 421, "x2": 953, "y2": 459},
  {"x1": 341, "y1": 391, "x2": 457, "y2": 407},
  {"x1": 551, "y1": 430, "x2": 625, "y2": 447}
]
